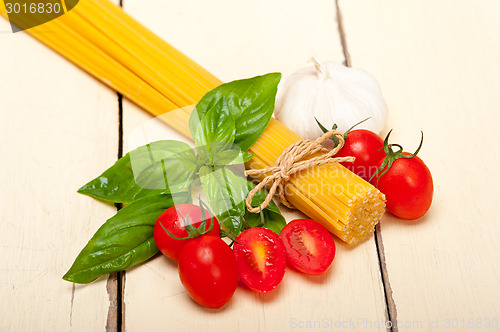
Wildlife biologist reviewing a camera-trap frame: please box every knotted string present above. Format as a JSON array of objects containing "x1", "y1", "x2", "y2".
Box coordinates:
[{"x1": 244, "y1": 129, "x2": 355, "y2": 213}]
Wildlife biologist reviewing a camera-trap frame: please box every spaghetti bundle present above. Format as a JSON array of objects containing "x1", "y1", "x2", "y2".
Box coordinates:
[{"x1": 0, "y1": 0, "x2": 385, "y2": 244}]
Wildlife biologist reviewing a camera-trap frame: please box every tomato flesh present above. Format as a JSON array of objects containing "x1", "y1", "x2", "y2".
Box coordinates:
[
  {"x1": 233, "y1": 227, "x2": 287, "y2": 293},
  {"x1": 178, "y1": 236, "x2": 238, "y2": 309},
  {"x1": 280, "y1": 219, "x2": 336, "y2": 275},
  {"x1": 335, "y1": 129, "x2": 385, "y2": 181},
  {"x1": 371, "y1": 153, "x2": 433, "y2": 220},
  {"x1": 153, "y1": 204, "x2": 220, "y2": 261}
]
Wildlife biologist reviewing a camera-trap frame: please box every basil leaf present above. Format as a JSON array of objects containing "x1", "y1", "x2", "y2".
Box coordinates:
[
  {"x1": 193, "y1": 98, "x2": 236, "y2": 149},
  {"x1": 244, "y1": 208, "x2": 286, "y2": 235},
  {"x1": 209, "y1": 143, "x2": 242, "y2": 166},
  {"x1": 198, "y1": 142, "x2": 253, "y2": 167},
  {"x1": 78, "y1": 140, "x2": 198, "y2": 203},
  {"x1": 134, "y1": 149, "x2": 197, "y2": 192},
  {"x1": 221, "y1": 151, "x2": 253, "y2": 165},
  {"x1": 244, "y1": 181, "x2": 286, "y2": 234},
  {"x1": 189, "y1": 73, "x2": 281, "y2": 151},
  {"x1": 199, "y1": 166, "x2": 248, "y2": 235},
  {"x1": 198, "y1": 166, "x2": 285, "y2": 236},
  {"x1": 63, "y1": 193, "x2": 189, "y2": 284},
  {"x1": 241, "y1": 152, "x2": 254, "y2": 163}
]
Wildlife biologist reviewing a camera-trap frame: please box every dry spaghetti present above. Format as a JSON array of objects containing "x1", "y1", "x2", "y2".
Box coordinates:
[{"x1": 0, "y1": 0, "x2": 386, "y2": 244}]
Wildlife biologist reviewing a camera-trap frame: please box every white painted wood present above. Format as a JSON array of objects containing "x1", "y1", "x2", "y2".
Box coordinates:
[
  {"x1": 340, "y1": 0, "x2": 500, "y2": 329},
  {"x1": 0, "y1": 17, "x2": 117, "y2": 331},
  {"x1": 121, "y1": 1, "x2": 388, "y2": 331}
]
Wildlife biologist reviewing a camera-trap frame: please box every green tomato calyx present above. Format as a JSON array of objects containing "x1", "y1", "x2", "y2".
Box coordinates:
[
  {"x1": 315, "y1": 117, "x2": 371, "y2": 148},
  {"x1": 160, "y1": 199, "x2": 215, "y2": 240},
  {"x1": 369, "y1": 130, "x2": 424, "y2": 186}
]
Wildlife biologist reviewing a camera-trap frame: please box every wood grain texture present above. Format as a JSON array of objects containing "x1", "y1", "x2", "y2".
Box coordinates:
[
  {"x1": 0, "y1": 17, "x2": 118, "y2": 332},
  {"x1": 339, "y1": 0, "x2": 500, "y2": 330},
  {"x1": 120, "y1": 1, "x2": 388, "y2": 331}
]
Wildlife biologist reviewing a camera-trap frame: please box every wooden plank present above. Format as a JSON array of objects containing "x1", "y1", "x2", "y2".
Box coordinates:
[
  {"x1": 120, "y1": 0, "x2": 389, "y2": 331},
  {"x1": 0, "y1": 17, "x2": 118, "y2": 331},
  {"x1": 339, "y1": 0, "x2": 500, "y2": 330}
]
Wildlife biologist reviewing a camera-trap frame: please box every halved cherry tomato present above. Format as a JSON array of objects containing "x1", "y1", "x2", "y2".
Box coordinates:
[
  {"x1": 233, "y1": 227, "x2": 287, "y2": 293},
  {"x1": 279, "y1": 219, "x2": 336, "y2": 275},
  {"x1": 178, "y1": 235, "x2": 238, "y2": 309},
  {"x1": 335, "y1": 129, "x2": 385, "y2": 181},
  {"x1": 153, "y1": 204, "x2": 220, "y2": 261}
]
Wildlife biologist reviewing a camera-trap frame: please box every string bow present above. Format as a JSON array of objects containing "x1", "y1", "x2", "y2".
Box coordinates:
[{"x1": 244, "y1": 129, "x2": 355, "y2": 213}]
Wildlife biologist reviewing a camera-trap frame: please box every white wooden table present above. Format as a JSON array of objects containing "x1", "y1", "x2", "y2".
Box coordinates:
[{"x1": 1, "y1": 1, "x2": 499, "y2": 331}]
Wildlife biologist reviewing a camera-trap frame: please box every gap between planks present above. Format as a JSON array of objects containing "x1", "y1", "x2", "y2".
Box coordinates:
[
  {"x1": 375, "y1": 224, "x2": 398, "y2": 332},
  {"x1": 106, "y1": 92, "x2": 125, "y2": 332},
  {"x1": 334, "y1": 0, "x2": 398, "y2": 331}
]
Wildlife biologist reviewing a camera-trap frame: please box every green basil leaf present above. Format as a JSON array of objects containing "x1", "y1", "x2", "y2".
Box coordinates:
[
  {"x1": 210, "y1": 143, "x2": 242, "y2": 166},
  {"x1": 197, "y1": 142, "x2": 253, "y2": 167},
  {"x1": 199, "y1": 166, "x2": 248, "y2": 235},
  {"x1": 134, "y1": 150, "x2": 198, "y2": 192},
  {"x1": 220, "y1": 151, "x2": 253, "y2": 165},
  {"x1": 63, "y1": 193, "x2": 189, "y2": 284},
  {"x1": 193, "y1": 98, "x2": 236, "y2": 149},
  {"x1": 242, "y1": 152, "x2": 254, "y2": 163},
  {"x1": 244, "y1": 208, "x2": 286, "y2": 235},
  {"x1": 189, "y1": 73, "x2": 281, "y2": 151},
  {"x1": 244, "y1": 181, "x2": 286, "y2": 234},
  {"x1": 78, "y1": 140, "x2": 198, "y2": 203}
]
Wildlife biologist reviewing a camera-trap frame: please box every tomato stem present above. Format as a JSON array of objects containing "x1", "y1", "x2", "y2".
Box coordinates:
[
  {"x1": 315, "y1": 117, "x2": 371, "y2": 148},
  {"x1": 369, "y1": 130, "x2": 424, "y2": 187},
  {"x1": 344, "y1": 117, "x2": 371, "y2": 138},
  {"x1": 199, "y1": 199, "x2": 215, "y2": 234},
  {"x1": 220, "y1": 223, "x2": 240, "y2": 244}
]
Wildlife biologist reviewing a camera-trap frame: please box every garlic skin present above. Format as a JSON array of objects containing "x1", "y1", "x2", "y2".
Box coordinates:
[{"x1": 275, "y1": 60, "x2": 387, "y2": 139}]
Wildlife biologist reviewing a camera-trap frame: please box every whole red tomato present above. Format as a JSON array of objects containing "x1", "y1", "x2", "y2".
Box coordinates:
[
  {"x1": 153, "y1": 204, "x2": 220, "y2": 261},
  {"x1": 370, "y1": 132, "x2": 433, "y2": 220},
  {"x1": 178, "y1": 236, "x2": 238, "y2": 309},
  {"x1": 335, "y1": 129, "x2": 385, "y2": 181}
]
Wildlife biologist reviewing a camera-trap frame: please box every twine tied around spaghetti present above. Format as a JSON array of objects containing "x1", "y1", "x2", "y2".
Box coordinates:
[{"x1": 244, "y1": 129, "x2": 355, "y2": 213}]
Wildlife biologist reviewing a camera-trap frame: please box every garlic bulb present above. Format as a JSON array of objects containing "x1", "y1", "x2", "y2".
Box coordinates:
[{"x1": 275, "y1": 59, "x2": 387, "y2": 139}]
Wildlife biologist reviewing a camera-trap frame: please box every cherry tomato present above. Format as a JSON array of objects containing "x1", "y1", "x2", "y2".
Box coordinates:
[
  {"x1": 279, "y1": 219, "x2": 336, "y2": 275},
  {"x1": 153, "y1": 204, "x2": 220, "y2": 261},
  {"x1": 335, "y1": 129, "x2": 385, "y2": 181},
  {"x1": 178, "y1": 235, "x2": 238, "y2": 309},
  {"x1": 371, "y1": 152, "x2": 433, "y2": 220},
  {"x1": 233, "y1": 227, "x2": 287, "y2": 293}
]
